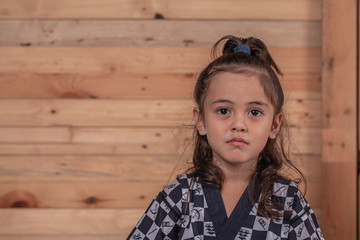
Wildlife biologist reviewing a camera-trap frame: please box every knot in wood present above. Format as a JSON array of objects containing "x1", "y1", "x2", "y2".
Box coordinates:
[
  {"x1": 0, "y1": 190, "x2": 39, "y2": 208},
  {"x1": 86, "y1": 196, "x2": 97, "y2": 204}
]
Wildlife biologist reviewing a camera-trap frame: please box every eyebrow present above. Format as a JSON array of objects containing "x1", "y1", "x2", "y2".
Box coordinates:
[
  {"x1": 248, "y1": 101, "x2": 270, "y2": 107},
  {"x1": 211, "y1": 99, "x2": 234, "y2": 105},
  {"x1": 211, "y1": 99, "x2": 270, "y2": 108}
]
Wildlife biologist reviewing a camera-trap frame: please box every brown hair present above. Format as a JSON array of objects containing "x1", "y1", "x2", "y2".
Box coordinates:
[{"x1": 189, "y1": 35, "x2": 305, "y2": 218}]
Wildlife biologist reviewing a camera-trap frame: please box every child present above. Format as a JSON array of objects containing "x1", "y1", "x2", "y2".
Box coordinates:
[{"x1": 127, "y1": 35, "x2": 324, "y2": 240}]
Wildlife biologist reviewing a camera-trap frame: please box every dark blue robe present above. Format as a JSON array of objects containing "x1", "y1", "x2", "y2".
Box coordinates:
[{"x1": 127, "y1": 174, "x2": 324, "y2": 240}]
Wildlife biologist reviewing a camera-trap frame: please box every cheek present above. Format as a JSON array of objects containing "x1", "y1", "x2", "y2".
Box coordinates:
[
  {"x1": 259, "y1": 133, "x2": 270, "y2": 148},
  {"x1": 203, "y1": 121, "x2": 224, "y2": 142},
  {"x1": 252, "y1": 122, "x2": 273, "y2": 142}
]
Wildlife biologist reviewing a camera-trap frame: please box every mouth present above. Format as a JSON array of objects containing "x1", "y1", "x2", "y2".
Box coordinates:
[{"x1": 227, "y1": 138, "x2": 248, "y2": 147}]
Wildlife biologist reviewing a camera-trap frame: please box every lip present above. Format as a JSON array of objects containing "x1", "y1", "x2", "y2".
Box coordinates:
[{"x1": 227, "y1": 138, "x2": 248, "y2": 147}]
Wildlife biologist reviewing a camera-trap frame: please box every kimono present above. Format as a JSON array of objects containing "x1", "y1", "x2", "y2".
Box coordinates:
[{"x1": 127, "y1": 174, "x2": 324, "y2": 240}]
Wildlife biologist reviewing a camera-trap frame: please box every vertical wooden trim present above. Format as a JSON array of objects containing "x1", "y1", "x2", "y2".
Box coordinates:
[
  {"x1": 358, "y1": 0, "x2": 360, "y2": 238},
  {"x1": 322, "y1": 0, "x2": 358, "y2": 239}
]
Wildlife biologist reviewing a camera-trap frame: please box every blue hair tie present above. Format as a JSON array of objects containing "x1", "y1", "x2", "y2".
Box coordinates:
[{"x1": 234, "y1": 45, "x2": 251, "y2": 55}]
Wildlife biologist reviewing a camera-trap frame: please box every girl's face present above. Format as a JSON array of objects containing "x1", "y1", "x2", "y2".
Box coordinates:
[{"x1": 194, "y1": 72, "x2": 282, "y2": 170}]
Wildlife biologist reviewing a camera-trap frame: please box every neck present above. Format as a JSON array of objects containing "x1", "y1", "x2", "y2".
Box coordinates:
[{"x1": 215, "y1": 159, "x2": 257, "y2": 186}]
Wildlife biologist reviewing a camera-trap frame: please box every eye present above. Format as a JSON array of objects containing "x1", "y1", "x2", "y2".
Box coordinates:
[
  {"x1": 217, "y1": 108, "x2": 230, "y2": 115},
  {"x1": 249, "y1": 109, "x2": 262, "y2": 117}
]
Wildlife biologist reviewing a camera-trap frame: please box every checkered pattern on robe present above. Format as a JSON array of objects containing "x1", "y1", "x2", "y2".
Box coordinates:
[
  {"x1": 235, "y1": 180, "x2": 324, "y2": 240},
  {"x1": 127, "y1": 174, "x2": 324, "y2": 240}
]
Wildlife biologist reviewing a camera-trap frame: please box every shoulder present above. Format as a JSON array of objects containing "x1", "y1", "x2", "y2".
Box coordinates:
[
  {"x1": 158, "y1": 174, "x2": 195, "y2": 203},
  {"x1": 272, "y1": 176, "x2": 301, "y2": 199},
  {"x1": 270, "y1": 176, "x2": 305, "y2": 213},
  {"x1": 126, "y1": 175, "x2": 194, "y2": 239},
  {"x1": 163, "y1": 174, "x2": 194, "y2": 193},
  {"x1": 272, "y1": 177, "x2": 314, "y2": 218},
  {"x1": 274, "y1": 180, "x2": 324, "y2": 239},
  {"x1": 271, "y1": 177, "x2": 324, "y2": 238}
]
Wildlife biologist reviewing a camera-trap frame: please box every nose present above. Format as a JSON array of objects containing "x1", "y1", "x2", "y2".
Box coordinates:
[{"x1": 231, "y1": 114, "x2": 247, "y2": 132}]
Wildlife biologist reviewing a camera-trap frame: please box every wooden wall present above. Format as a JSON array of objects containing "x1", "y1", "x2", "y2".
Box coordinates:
[
  {"x1": 322, "y1": 0, "x2": 358, "y2": 239},
  {"x1": 0, "y1": 0, "x2": 324, "y2": 239}
]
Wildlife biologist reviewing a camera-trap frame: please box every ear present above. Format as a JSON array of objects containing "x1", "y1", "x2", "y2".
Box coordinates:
[
  {"x1": 269, "y1": 113, "x2": 282, "y2": 139},
  {"x1": 193, "y1": 107, "x2": 207, "y2": 136}
]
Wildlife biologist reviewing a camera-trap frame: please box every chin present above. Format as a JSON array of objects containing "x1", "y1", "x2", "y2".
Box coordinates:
[{"x1": 227, "y1": 157, "x2": 257, "y2": 165}]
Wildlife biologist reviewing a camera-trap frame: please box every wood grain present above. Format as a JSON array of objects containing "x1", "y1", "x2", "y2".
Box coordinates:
[
  {"x1": 0, "y1": 182, "x2": 167, "y2": 208},
  {"x1": 0, "y1": 155, "x2": 319, "y2": 182},
  {"x1": 0, "y1": 127, "x2": 321, "y2": 155},
  {"x1": 0, "y1": 143, "x2": 141, "y2": 155},
  {"x1": 0, "y1": 98, "x2": 320, "y2": 127},
  {"x1": 0, "y1": 208, "x2": 143, "y2": 235},
  {"x1": 0, "y1": 47, "x2": 321, "y2": 74},
  {"x1": 0, "y1": 20, "x2": 321, "y2": 47},
  {"x1": 0, "y1": 155, "x2": 182, "y2": 182},
  {"x1": 0, "y1": 208, "x2": 321, "y2": 236},
  {"x1": 0, "y1": 72, "x2": 321, "y2": 99},
  {"x1": 0, "y1": 0, "x2": 325, "y2": 235},
  {"x1": 0, "y1": 178, "x2": 321, "y2": 209},
  {"x1": 321, "y1": 0, "x2": 357, "y2": 238},
  {"x1": 0, "y1": 127, "x2": 186, "y2": 156},
  {"x1": 358, "y1": 4, "x2": 360, "y2": 238},
  {"x1": 0, "y1": 0, "x2": 321, "y2": 20},
  {"x1": 0, "y1": 99, "x2": 194, "y2": 127}
]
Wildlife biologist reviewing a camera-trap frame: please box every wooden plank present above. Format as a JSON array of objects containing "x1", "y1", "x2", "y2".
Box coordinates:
[
  {"x1": 0, "y1": 127, "x2": 69, "y2": 143},
  {"x1": 0, "y1": 155, "x2": 319, "y2": 182},
  {"x1": 0, "y1": 72, "x2": 321, "y2": 99},
  {"x1": 0, "y1": 127, "x2": 321, "y2": 155},
  {"x1": 0, "y1": 143, "x2": 173, "y2": 155},
  {"x1": 0, "y1": 209, "x2": 142, "y2": 235},
  {"x1": 0, "y1": 182, "x2": 166, "y2": 209},
  {"x1": 0, "y1": 177, "x2": 321, "y2": 209},
  {"x1": 0, "y1": 127, "x2": 185, "y2": 155},
  {"x1": 0, "y1": 155, "x2": 182, "y2": 182},
  {"x1": 1, "y1": 209, "x2": 323, "y2": 239},
  {"x1": 0, "y1": 127, "x2": 193, "y2": 156},
  {"x1": 0, "y1": 72, "x2": 195, "y2": 99},
  {"x1": 322, "y1": 0, "x2": 357, "y2": 238},
  {"x1": 0, "y1": 47, "x2": 322, "y2": 74},
  {"x1": 0, "y1": 208, "x2": 321, "y2": 236},
  {"x1": 0, "y1": 98, "x2": 321, "y2": 127},
  {"x1": 284, "y1": 98, "x2": 322, "y2": 127},
  {"x1": 289, "y1": 127, "x2": 321, "y2": 155},
  {"x1": 281, "y1": 73, "x2": 321, "y2": 100},
  {"x1": 304, "y1": 178, "x2": 321, "y2": 209},
  {"x1": 287, "y1": 155, "x2": 322, "y2": 183},
  {"x1": 0, "y1": 20, "x2": 321, "y2": 47},
  {"x1": 0, "y1": 0, "x2": 321, "y2": 20},
  {"x1": 358, "y1": 2, "x2": 360, "y2": 237},
  {"x1": 314, "y1": 208, "x2": 322, "y2": 226},
  {"x1": 0, "y1": 99, "x2": 194, "y2": 127}
]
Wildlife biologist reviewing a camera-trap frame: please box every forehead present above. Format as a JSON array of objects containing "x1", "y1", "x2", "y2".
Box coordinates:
[{"x1": 205, "y1": 72, "x2": 269, "y2": 103}]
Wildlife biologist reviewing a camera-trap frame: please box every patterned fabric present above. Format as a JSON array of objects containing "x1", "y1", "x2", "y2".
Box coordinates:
[{"x1": 127, "y1": 174, "x2": 324, "y2": 240}]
